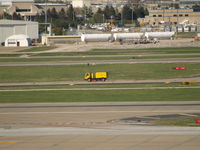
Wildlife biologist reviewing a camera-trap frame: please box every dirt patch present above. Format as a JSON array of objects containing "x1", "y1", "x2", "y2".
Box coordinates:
[
  {"x1": 45, "y1": 38, "x2": 200, "y2": 53},
  {"x1": 0, "y1": 46, "x2": 28, "y2": 54}
]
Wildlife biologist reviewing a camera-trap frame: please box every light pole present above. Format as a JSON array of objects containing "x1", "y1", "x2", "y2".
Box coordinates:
[
  {"x1": 121, "y1": 7, "x2": 123, "y2": 25},
  {"x1": 131, "y1": 2, "x2": 134, "y2": 25},
  {"x1": 45, "y1": 0, "x2": 47, "y2": 34}
]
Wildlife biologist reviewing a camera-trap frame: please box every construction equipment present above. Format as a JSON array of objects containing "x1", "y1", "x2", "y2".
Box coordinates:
[
  {"x1": 194, "y1": 33, "x2": 200, "y2": 40},
  {"x1": 84, "y1": 72, "x2": 108, "y2": 82}
]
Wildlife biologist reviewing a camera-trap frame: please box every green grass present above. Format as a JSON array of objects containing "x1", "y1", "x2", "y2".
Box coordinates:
[
  {"x1": 153, "y1": 117, "x2": 200, "y2": 127},
  {"x1": 0, "y1": 54, "x2": 21, "y2": 57},
  {"x1": 0, "y1": 88, "x2": 199, "y2": 103},
  {"x1": 18, "y1": 46, "x2": 56, "y2": 52},
  {"x1": 0, "y1": 63, "x2": 200, "y2": 83}
]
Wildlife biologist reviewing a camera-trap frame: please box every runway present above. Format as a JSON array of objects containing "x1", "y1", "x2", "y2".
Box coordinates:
[
  {"x1": 0, "y1": 102, "x2": 200, "y2": 150},
  {"x1": 0, "y1": 58, "x2": 200, "y2": 66}
]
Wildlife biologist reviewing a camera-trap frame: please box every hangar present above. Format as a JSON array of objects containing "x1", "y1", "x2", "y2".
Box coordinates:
[
  {"x1": 0, "y1": 19, "x2": 38, "y2": 45},
  {"x1": 5, "y1": 34, "x2": 31, "y2": 47}
]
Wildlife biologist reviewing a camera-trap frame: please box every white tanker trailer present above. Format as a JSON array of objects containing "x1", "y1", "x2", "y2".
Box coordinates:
[
  {"x1": 81, "y1": 34, "x2": 113, "y2": 42},
  {"x1": 113, "y1": 33, "x2": 144, "y2": 41},
  {"x1": 145, "y1": 32, "x2": 175, "y2": 39}
]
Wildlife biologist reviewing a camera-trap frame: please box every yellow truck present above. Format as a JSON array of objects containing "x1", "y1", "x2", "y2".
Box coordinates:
[{"x1": 84, "y1": 72, "x2": 108, "y2": 82}]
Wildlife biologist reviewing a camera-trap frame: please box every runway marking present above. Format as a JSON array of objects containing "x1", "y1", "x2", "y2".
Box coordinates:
[
  {"x1": 1, "y1": 127, "x2": 200, "y2": 136},
  {"x1": 0, "y1": 110, "x2": 200, "y2": 115},
  {"x1": 0, "y1": 86, "x2": 200, "y2": 92},
  {"x1": 0, "y1": 141, "x2": 17, "y2": 144}
]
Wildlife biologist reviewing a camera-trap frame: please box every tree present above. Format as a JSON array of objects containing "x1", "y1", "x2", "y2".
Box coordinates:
[
  {"x1": 109, "y1": 6, "x2": 116, "y2": 18},
  {"x1": 67, "y1": 5, "x2": 75, "y2": 21},
  {"x1": 103, "y1": 5, "x2": 116, "y2": 20},
  {"x1": 135, "y1": 7, "x2": 145, "y2": 18},
  {"x1": 2, "y1": 12, "x2": 12, "y2": 19},
  {"x1": 170, "y1": 3, "x2": 180, "y2": 9},
  {"x1": 12, "y1": 12, "x2": 22, "y2": 20},
  {"x1": 34, "y1": 11, "x2": 45, "y2": 22},
  {"x1": 103, "y1": 5, "x2": 110, "y2": 19},
  {"x1": 59, "y1": 8, "x2": 66, "y2": 19},
  {"x1": 47, "y1": 8, "x2": 51, "y2": 21},
  {"x1": 122, "y1": 5, "x2": 132, "y2": 20},
  {"x1": 87, "y1": 7, "x2": 93, "y2": 18},
  {"x1": 97, "y1": 8, "x2": 103, "y2": 14},
  {"x1": 193, "y1": 5, "x2": 200, "y2": 12},
  {"x1": 92, "y1": 13, "x2": 103, "y2": 23},
  {"x1": 51, "y1": 8, "x2": 58, "y2": 19}
]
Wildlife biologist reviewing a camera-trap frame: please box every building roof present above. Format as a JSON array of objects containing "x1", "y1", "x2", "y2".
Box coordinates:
[
  {"x1": 6, "y1": 34, "x2": 30, "y2": 40},
  {"x1": 0, "y1": 19, "x2": 38, "y2": 25}
]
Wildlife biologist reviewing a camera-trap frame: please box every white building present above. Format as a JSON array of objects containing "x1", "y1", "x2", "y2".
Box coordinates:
[
  {"x1": 0, "y1": 19, "x2": 38, "y2": 44},
  {"x1": 72, "y1": 0, "x2": 91, "y2": 8},
  {"x1": 5, "y1": 34, "x2": 31, "y2": 47},
  {"x1": 0, "y1": 0, "x2": 34, "y2": 6}
]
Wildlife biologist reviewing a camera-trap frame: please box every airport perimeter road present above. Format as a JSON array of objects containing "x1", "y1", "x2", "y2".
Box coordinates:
[
  {"x1": 0, "y1": 102, "x2": 200, "y2": 150},
  {"x1": 0, "y1": 58, "x2": 200, "y2": 66}
]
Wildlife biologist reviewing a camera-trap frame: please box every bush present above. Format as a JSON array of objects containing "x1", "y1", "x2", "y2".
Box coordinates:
[{"x1": 1, "y1": 42, "x2": 5, "y2": 46}]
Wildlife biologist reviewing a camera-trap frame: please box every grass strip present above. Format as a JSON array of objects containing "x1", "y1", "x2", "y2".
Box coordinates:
[
  {"x1": 0, "y1": 88, "x2": 199, "y2": 103},
  {"x1": 0, "y1": 63, "x2": 200, "y2": 83},
  {"x1": 153, "y1": 117, "x2": 200, "y2": 127}
]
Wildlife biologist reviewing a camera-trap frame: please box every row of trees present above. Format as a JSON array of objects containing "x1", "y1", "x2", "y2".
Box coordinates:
[
  {"x1": 0, "y1": 12, "x2": 23, "y2": 20},
  {"x1": 35, "y1": 5, "x2": 148, "y2": 23},
  {"x1": 33, "y1": 4, "x2": 149, "y2": 34},
  {"x1": 0, "y1": 4, "x2": 149, "y2": 35}
]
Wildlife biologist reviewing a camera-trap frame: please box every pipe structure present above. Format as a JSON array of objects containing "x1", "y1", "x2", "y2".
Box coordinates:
[
  {"x1": 113, "y1": 33, "x2": 144, "y2": 41},
  {"x1": 81, "y1": 34, "x2": 113, "y2": 42},
  {"x1": 145, "y1": 32, "x2": 175, "y2": 39}
]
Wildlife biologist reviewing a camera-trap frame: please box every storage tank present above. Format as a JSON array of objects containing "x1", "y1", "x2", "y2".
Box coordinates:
[
  {"x1": 81, "y1": 34, "x2": 112, "y2": 42},
  {"x1": 113, "y1": 33, "x2": 144, "y2": 41},
  {"x1": 145, "y1": 32, "x2": 175, "y2": 39}
]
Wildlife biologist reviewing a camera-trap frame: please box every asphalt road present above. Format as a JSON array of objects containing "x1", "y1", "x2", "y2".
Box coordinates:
[
  {"x1": 0, "y1": 102, "x2": 200, "y2": 150},
  {"x1": 0, "y1": 58, "x2": 200, "y2": 66}
]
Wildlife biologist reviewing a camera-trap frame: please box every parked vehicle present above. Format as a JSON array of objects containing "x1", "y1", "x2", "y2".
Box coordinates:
[{"x1": 84, "y1": 72, "x2": 108, "y2": 82}]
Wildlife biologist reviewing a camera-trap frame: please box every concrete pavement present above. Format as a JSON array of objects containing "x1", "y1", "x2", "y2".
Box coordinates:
[{"x1": 0, "y1": 102, "x2": 200, "y2": 150}]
